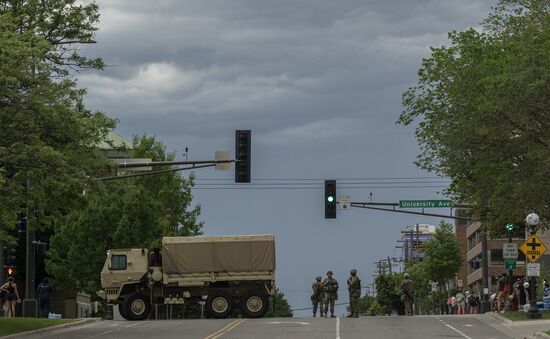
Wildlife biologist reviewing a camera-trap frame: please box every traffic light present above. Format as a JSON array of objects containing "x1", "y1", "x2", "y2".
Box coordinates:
[
  {"x1": 325, "y1": 180, "x2": 336, "y2": 219},
  {"x1": 235, "y1": 130, "x2": 251, "y2": 183},
  {"x1": 505, "y1": 223, "x2": 515, "y2": 232},
  {"x1": 4, "y1": 247, "x2": 16, "y2": 265},
  {"x1": 4, "y1": 265, "x2": 15, "y2": 277}
]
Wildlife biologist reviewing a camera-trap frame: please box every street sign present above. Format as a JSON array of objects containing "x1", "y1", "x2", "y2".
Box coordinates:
[
  {"x1": 519, "y1": 234, "x2": 547, "y2": 263},
  {"x1": 503, "y1": 243, "x2": 518, "y2": 259},
  {"x1": 399, "y1": 200, "x2": 453, "y2": 208},
  {"x1": 339, "y1": 196, "x2": 351, "y2": 210},
  {"x1": 504, "y1": 259, "x2": 517, "y2": 270},
  {"x1": 527, "y1": 263, "x2": 541, "y2": 277}
]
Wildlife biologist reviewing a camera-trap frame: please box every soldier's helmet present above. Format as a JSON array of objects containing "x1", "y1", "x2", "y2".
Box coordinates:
[
  {"x1": 350, "y1": 269, "x2": 357, "y2": 275},
  {"x1": 404, "y1": 273, "x2": 410, "y2": 279},
  {"x1": 327, "y1": 270, "x2": 333, "y2": 275},
  {"x1": 316, "y1": 276, "x2": 322, "y2": 281}
]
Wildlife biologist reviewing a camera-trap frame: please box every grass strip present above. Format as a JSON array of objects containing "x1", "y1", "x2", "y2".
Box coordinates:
[{"x1": 0, "y1": 317, "x2": 76, "y2": 336}]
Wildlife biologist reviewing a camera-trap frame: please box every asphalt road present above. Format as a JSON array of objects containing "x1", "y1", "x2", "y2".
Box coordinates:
[{"x1": 20, "y1": 315, "x2": 523, "y2": 339}]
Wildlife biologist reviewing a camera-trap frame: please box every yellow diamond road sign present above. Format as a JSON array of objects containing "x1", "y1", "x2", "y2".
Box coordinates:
[{"x1": 519, "y1": 234, "x2": 547, "y2": 263}]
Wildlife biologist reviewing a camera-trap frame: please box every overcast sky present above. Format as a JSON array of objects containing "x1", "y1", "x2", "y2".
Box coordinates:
[{"x1": 79, "y1": 0, "x2": 496, "y2": 316}]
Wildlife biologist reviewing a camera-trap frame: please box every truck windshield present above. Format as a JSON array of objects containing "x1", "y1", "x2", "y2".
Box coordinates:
[{"x1": 110, "y1": 255, "x2": 127, "y2": 270}]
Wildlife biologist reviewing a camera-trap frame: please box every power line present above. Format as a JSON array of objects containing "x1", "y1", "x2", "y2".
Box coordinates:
[
  {"x1": 191, "y1": 185, "x2": 447, "y2": 190},
  {"x1": 195, "y1": 176, "x2": 448, "y2": 181},
  {"x1": 193, "y1": 181, "x2": 449, "y2": 186}
]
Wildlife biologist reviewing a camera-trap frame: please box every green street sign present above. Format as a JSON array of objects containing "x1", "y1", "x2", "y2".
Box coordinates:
[
  {"x1": 399, "y1": 200, "x2": 453, "y2": 209},
  {"x1": 504, "y1": 259, "x2": 517, "y2": 270}
]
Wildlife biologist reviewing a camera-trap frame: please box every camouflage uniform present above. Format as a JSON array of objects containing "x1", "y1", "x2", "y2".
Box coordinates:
[
  {"x1": 401, "y1": 273, "x2": 414, "y2": 316},
  {"x1": 311, "y1": 276, "x2": 324, "y2": 317},
  {"x1": 347, "y1": 269, "x2": 361, "y2": 317},
  {"x1": 321, "y1": 271, "x2": 339, "y2": 318}
]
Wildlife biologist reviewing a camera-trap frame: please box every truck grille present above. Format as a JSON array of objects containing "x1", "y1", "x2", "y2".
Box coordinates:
[{"x1": 105, "y1": 288, "x2": 119, "y2": 296}]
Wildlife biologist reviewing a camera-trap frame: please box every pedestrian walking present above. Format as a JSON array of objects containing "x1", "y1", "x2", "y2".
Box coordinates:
[
  {"x1": 36, "y1": 278, "x2": 53, "y2": 318},
  {"x1": 347, "y1": 269, "x2": 361, "y2": 318},
  {"x1": 400, "y1": 273, "x2": 414, "y2": 316},
  {"x1": 0, "y1": 277, "x2": 20, "y2": 317},
  {"x1": 496, "y1": 273, "x2": 509, "y2": 313},
  {"x1": 467, "y1": 292, "x2": 478, "y2": 314},
  {"x1": 321, "y1": 271, "x2": 339, "y2": 318},
  {"x1": 311, "y1": 276, "x2": 324, "y2": 317},
  {"x1": 455, "y1": 290, "x2": 466, "y2": 315}
]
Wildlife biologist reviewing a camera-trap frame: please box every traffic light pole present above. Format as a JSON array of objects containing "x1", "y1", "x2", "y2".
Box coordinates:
[{"x1": 0, "y1": 241, "x2": 4, "y2": 285}]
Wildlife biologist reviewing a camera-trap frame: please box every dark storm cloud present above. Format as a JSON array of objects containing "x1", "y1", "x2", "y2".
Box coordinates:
[
  {"x1": 80, "y1": 0, "x2": 491, "y2": 144},
  {"x1": 77, "y1": 0, "x2": 497, "y2": 315}
]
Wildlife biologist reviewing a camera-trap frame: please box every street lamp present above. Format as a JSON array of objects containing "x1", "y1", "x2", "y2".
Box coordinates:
[{"x1": 525, "y1": 212, "x2": 541, "y2": 319}]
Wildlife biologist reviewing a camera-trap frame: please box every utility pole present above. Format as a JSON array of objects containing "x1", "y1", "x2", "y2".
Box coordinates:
[
  {"x1": 387, "y1": 256, "x2": 392, "y2": 274},
  {"x1": 416, "y1": 224, "x2": 420, "y2": 262},
  {"x1": 0, "y1": 241, "x2": 4, "y2": 284},
  {"x1": 23, "y1": 176, "x2": 37, "y2": 317}
]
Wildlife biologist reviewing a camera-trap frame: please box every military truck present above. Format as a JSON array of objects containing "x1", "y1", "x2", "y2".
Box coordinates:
[{"x1": 99, "y1": 235, "x2": 275, "y2": 320}]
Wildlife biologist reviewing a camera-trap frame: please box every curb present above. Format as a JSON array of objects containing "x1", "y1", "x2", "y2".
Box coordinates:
[
  {"x1": 1, "y1": 318, "x2": 101, "y2": 338},
  {"x1": 484, "y1": 312, "x2": 514, "y2": 325},
  {"x1": 534, "y1": 333, "x2": 550, "y2": 339}
]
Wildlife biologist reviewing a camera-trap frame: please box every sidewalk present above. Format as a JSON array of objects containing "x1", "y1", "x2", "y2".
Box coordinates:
[
  {"x1": 1, "y1": 318, "x2": 100, "y2": 338},
  {"x1": 481, "y1": 312, "x2": 550, "y2": 339}
]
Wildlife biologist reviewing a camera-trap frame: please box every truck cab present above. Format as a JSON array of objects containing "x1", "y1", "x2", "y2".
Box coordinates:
[{"x1": 100, "y1": 249, "x2": 149, "y2": 302}]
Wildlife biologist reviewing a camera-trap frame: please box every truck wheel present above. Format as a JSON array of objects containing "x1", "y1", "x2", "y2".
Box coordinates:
[
  {"x1": 122, "y1": 292, "x2": 150, "y2": 320},
  {"x1": 118, "y1": 303, "x2": 128, "y2": 320},
  {"x1": 240, "y1": 290, "x2": 269, "y2": 318},
  {"x1": 206, "y1": 290, "x2": 233, "y2": 319}
]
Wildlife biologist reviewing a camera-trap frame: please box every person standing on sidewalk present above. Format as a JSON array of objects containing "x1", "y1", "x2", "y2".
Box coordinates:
[
  {"x1": 36, "y1": 278, "x2": 53, "y2": 318},
  {"x1": 0, "y1": 277, "x2": 20, "y2": 317}
]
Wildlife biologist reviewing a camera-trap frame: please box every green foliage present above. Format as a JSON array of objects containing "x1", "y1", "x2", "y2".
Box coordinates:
[
  {"x1": 0, "y1": 10, "x2": 114, "y2": 246},
  {"x1": 0, "y1": 0, "x2": 104, "y2": 74},
  {"x1": 357, "y1": 294, "x2": 375, "y2": 315},
  {"x1": 422, "y1": 221, "x2": 462, "y2": 285},
  {"x1": 398, "y1": 0, "x2": 550, "y2": 232},
  {"x1": 46, "y1": 136, "x2": 203, "y2": 294},
  {"x1": 265, "y1": 289, "x2": 293, "y2": 317},
  {"x1": 373, "y1": 273, "x2": 404, "y2": 315}
]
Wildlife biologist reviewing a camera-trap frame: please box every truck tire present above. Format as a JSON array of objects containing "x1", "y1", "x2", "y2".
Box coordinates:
[
  {"x1": 118, "y1": 303, "x2": 128, "y2": 320},
  {"x1": 206, "y1": 290, "x2": 233, "y2": 319},
  {"x1": 122, "y1": 292, "x2": 150, "y2": 320},
  {"x1": 240, "y1": 290, "x2": 269, "y2": 318}
]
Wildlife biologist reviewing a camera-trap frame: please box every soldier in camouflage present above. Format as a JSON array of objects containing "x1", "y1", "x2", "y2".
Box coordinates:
[
  {"x1": 321, "y1": 270, "x2": 339, "y2": 318},
  {"x1": 311, "y1": 276, "x2": 324, "y2": 317},
  {"x1": 401, "y1": 272, "x2": 414, "y2": 316},
  {"x1": 347, "y1": 269, "x2": 361, "y2": 318}
]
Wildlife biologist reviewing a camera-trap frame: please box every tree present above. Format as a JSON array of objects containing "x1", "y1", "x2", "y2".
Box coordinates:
[
  {"x1": 0, "y1": 0, "x2": 104, "y2": 74},
  {"x1": 373, "y1": 273, "x2": 404, "y2": 315},
  {"x1": 265, "y1": 289, "x2": 293, "y2": 317},
  {"x1": 46, "y1": 136, "x2": 203, "y2": 294},
  {"x1": 398, "y1": 0, "x2": 550, "y2": 232},
  {"x1": 0, "y1": 11, "x2": 114, "y2": 247},
  {"x1": 422, "y1": 221, "x2": 462, "y2": 294}
]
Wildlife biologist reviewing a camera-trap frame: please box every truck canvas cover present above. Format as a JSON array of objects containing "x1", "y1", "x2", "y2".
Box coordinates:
[{"x1": 162, "y1": 235, "x2": 275, "y2": 274}]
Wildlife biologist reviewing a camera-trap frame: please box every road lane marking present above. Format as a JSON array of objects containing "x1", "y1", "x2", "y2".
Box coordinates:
[
  {"x1": 445, "y1": 323, "x2": 473, "y2": 339},
  {"x1": 125, "y1": 321, "x2": 149, "y2": 328},
  {"x1": 265, "y1": 321, "x2": 310, "y2": 325},
  {"x1": 336, "y1": 317, "x2": 341, "y2": 339},
  {"x1": 204, "y1": 319, "x2": 246, "y2": 339}
]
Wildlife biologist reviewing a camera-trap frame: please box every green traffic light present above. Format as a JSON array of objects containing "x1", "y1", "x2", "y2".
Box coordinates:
[
  {"x1": 505, "y1": 223, "x2": 514, "y2": 231},
  {"x1": 327, "y1": 196, "x2": 334, "y2": 203}
]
